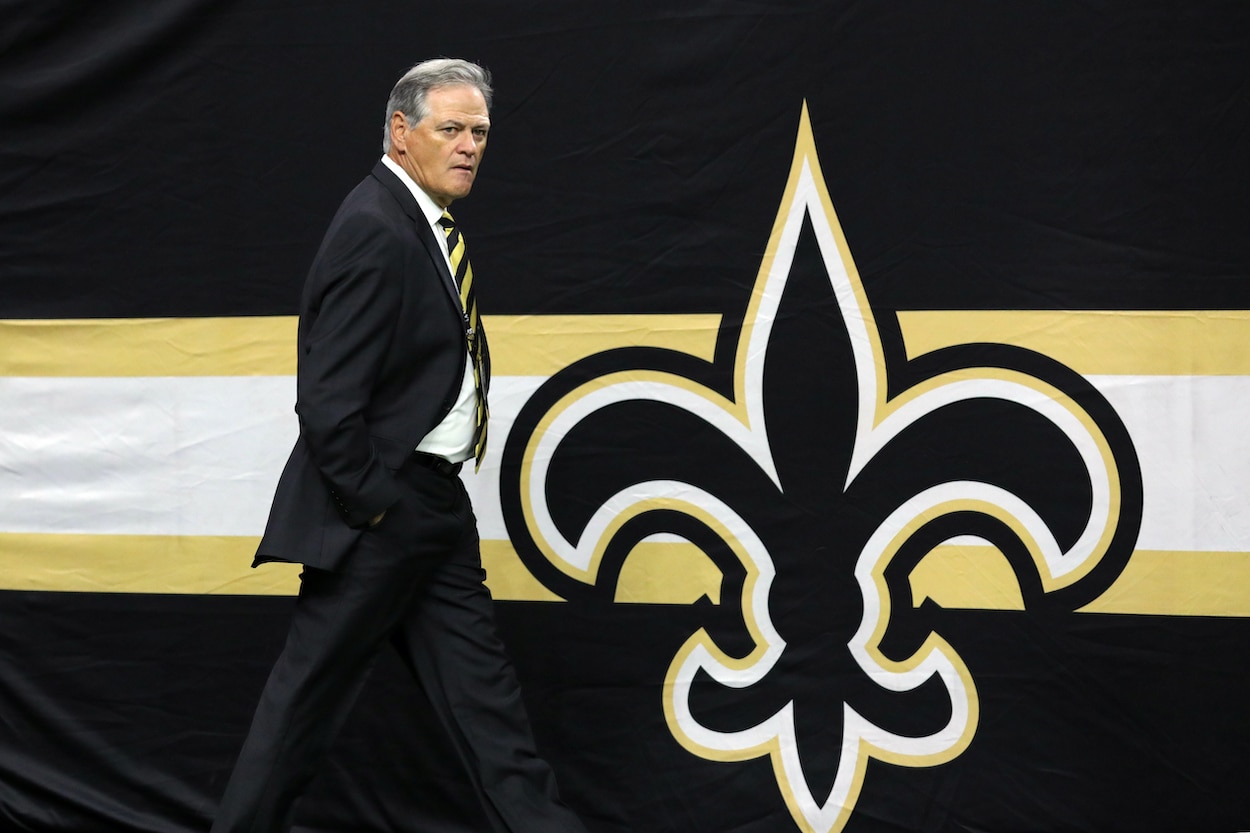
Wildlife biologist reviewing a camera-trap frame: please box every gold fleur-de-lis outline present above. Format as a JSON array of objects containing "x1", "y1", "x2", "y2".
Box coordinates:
[{"x1": 516, "y1": 103, "x2": 1125, "y2": 833}]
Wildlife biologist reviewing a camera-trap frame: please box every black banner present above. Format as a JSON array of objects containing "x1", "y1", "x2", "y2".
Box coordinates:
[{"x1": 2, "y1": 3, "x2": 1249, "y2": 832}]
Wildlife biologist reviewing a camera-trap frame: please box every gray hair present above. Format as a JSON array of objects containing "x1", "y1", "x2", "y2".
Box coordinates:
[{"x1": 381, "y1": 58, "x2": 493, "y2": 152}]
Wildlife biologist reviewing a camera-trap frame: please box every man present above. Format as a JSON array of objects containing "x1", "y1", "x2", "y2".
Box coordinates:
[{"x1": 212, "y1": 58, "x2": 588, "y2": 833}]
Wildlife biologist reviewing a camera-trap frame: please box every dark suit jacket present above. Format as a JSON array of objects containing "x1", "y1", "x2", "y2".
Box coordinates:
[{"x1": 255, "y1": 160, "x2": 484, "y2": 571}]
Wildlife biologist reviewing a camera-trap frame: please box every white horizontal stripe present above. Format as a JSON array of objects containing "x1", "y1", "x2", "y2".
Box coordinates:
[
  {"x1": 2, "y1": 375, "x2": 1248, "y2": 553},
  {"x1": 0, "y1": 375, "x2": 536, "y2": 540},
  {"x1": 1093, "y1": 374, "x2": 1250, "y2": 552},
  {"x1": 0, "y1": 377, "x2": 296, "y2": 536}
]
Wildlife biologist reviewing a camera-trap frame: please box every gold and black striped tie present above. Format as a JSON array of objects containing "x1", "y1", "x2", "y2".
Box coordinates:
[{"x1": 439, "y1": 211, "x2": 489, "y2": 467}]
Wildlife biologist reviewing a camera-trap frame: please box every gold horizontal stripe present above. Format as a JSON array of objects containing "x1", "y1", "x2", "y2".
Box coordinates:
[
  {"x1": 3, "y1": 534, "x2": 1248, "y2": 615},
  {"x1": 8, "y1": 310, "x2": 1247, "y2": 377},
  {"x1": 897, "y1": 310, "x2": 1250, "y2": 376},
  {"x1": 0, "y1": 533, "x2": 716, "y2": 605},
  {"x1": 12, "y1": 310, "x2": 1250, "y2": 377},
  {"x1": 0, "y1": 533, "x2": 562, "y2": 601},
  {"x1": 487, "y1": 314, "x2": 722, "y2": 376},
  {"x1": 11, "y1": 311, "x2": 1245, "y2": 378},
  {"x1": 1079, "y1": 550, "x2": 1250, "y2": 616},
  {"x1": 911, "y1": 544, "x2": 1250, "y2": 617},
  {"x1": 0, "y1": 533, "x2": 300, "y2": 595},
  {"x1": 0, "y1": 314, "x2": 722, "y2": 378},
  {"x1": 0, "y1": 317, "x2": 299, "y2": 377}
]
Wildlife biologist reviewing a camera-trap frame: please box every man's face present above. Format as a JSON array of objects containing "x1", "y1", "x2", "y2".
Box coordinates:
[{"x1": 389, "y1": 84, "x2": 490, "y2": 208}]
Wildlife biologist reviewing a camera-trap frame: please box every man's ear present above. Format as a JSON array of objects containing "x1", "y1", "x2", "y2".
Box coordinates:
[{"x1": 389, "y1": 111, "x2": 409, "y2": 152}]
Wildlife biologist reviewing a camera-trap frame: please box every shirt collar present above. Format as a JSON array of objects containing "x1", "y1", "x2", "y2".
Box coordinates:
[{"x1": 380, "y1": 154, "x2": 445, "y2": 228}]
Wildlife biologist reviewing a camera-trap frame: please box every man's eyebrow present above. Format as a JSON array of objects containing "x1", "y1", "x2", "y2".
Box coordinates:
[{"x1": 436, "y1": 118, "x2": 491, "y2": 129}]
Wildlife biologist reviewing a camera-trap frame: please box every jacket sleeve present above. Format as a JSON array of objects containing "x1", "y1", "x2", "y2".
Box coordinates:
[{"x1": 294, "y1": 209, "x2": 405, "y2": 527}]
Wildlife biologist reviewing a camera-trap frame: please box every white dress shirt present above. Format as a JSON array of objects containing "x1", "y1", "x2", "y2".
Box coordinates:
[{"x1": 380, "y1": 154, "x2": 477, "y2": 464}]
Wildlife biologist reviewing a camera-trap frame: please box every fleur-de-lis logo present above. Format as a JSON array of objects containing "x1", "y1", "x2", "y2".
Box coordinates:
[{"x1": 500, "y1": 104, "x2": 1141, "y2": 833}]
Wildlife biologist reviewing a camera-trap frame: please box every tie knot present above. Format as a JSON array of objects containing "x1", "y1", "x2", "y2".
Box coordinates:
[{"x1": 438, "y1": 211, "x2": 456, "y2": 232}]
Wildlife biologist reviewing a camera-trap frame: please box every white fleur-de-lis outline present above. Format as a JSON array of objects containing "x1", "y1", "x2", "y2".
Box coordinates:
[{"x1": 516, "y1": 104, "x2": 1124, "y2": 833}]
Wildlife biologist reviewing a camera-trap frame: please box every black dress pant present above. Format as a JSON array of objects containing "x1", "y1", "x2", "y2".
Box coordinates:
[{"x1": 211, "y1": 460, "x2": 587, "y2": 833}]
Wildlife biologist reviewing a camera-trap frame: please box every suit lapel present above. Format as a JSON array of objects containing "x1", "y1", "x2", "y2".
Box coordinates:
[{"x1": 370, "y1": 161, "x2": 462, "y2": 312}]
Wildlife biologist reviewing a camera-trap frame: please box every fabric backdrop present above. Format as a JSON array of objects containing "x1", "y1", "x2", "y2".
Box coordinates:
[{"x1": 2, "y1": 2, "x2": 1249, "y2": 832}]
